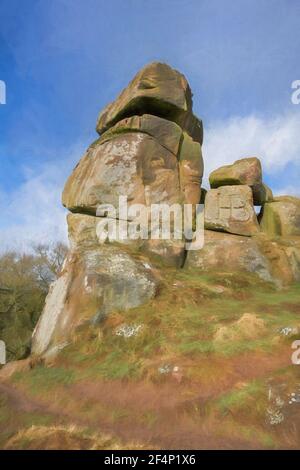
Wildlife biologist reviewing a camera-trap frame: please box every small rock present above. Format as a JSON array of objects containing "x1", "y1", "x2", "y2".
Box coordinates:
[
  {"x1": 115, "y1": 324, "x2": 143, "y2": 338},
  {"x1": 266, "y1": 408, "x2": 284, "y2": 425},
  {"x1": 214, "y1": 313, "x2": 266, "y2": 343},
  {"x1": 278, "y1": 326, "x2": 298, "y2": 337},
  {"x1": 171, "y1": 366, "x2": 183, "y2": 383},
  {"x1": 158, "y1": 364, "x2": 172, "y2": 375}
]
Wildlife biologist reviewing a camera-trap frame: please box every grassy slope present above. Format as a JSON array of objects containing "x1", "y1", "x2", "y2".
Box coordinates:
[{"x1": 0, "y1": 266, "x2": 300, "y2": 449}]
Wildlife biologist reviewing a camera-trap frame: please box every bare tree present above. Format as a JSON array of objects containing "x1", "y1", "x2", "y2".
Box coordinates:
[
  {"x1": 32, "y1": 242, "x2": 68, "y2": 291},
  {"x1": 0, "y1": 242, "x2": 69, "y2": 361}
]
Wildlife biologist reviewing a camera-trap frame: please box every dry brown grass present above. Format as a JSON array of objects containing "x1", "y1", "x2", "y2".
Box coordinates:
[
  {"x1": 4, "y1": 424, "x2": 147, "y2": 450},
  {"x1": 1, "y1": 270, "x2": 299, "y2": 450}
]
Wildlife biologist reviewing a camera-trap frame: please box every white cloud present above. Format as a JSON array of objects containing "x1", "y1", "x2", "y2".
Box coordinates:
[
  {"x1": 272, "y1": 185, "x2": 300, "y2": 197},
  {"x1": 1, "y1": 110, "x2": 300, "y2": 253},
  {"x1": 0, "y1": 142, "x2": 86, "y2": 253},
  {"x1": 203, "y1": 111, "x2": 300, "y2": 192}
]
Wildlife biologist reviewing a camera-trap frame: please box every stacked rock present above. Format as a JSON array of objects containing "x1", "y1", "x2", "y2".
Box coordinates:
[
  {"x1": 31, "y1": 62, "x2": 300, "y2": 360},
  {"x1": 206, "y1": 157, "x2": 270, "y2": 236},
  {"x1": 186, "y1": 158, "x2": 300, "y2": 286},
  {"x1": 31, "y1": 63, "x2": 204, "y2": 358}
]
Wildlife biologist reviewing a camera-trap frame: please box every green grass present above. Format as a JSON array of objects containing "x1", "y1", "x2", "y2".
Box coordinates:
[
  {"x1": 82, "y1": 351, "x2": 142, "y2": 380},
  {"x1": 215, "y1": 380, "x2": 266, "y2": 417},
  {"x1": 177, "y1": 339, "x2": 215, "y2": 355},
  {"x1": 1, "y1": 268, "x2": 300, "y2": 449},
  {"x1": 235, "y1": 423, "x2": 276, "y2": 448},
  {"x1": 139, "y1": 410, "x2": 159, "y2": 428},
  {"x1": 0, "y1": 394, "x2": 10, "y2": 425},
  {"x1": 53, "y1": 268, "x2": 300, "y2": 380},
  {"x1": 13, "y1": 366, "x2": 76, "y2": 392}
]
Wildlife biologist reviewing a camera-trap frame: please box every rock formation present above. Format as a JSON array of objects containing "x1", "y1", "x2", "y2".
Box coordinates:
[
  {"x1": 260, "y1": 196, "x2": 300, "y2": 237},
  {"x1": 187, "y1": 156, "x2": 300, "y2": 285},
  {"x1": 204, "y1": 185, "x2": 259, "y2": 236},
  {"x1": 32, "y1": 62, "x2": 300, "y2": 359},
  {"x1": 32, "y1": 62, "x2": 204, "y2": 357},
  {"x1": 209, "y1": 157, "x2": 273, "y2": 205}
]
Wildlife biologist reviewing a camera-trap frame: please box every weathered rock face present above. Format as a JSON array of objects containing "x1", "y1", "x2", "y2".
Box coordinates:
[
  {"x1": 33, "y1": 62, "x2": 204, "y2": 357},
  {"x1": 96, "y1": 62, "x2": 203, "y2": 144},
  {"x1": 32, "y1": 221, "x2": 158, "y2": 357},
  {"x1": 185, "y1": 231, "x2": 300, "y2": 286},
  {"x1": 260, "y1": 196, "x2": 300, "y2": 237},
  {"x1": 209, "y1": 157, "x2": 262, "y2": 188},
  {"x1": 257, "y1": 235, "x2": 300, "y2": 285},
  {"x1": 32, "y1": 62, "x2": 300, "y2": 359},
  {"x1": 185, "y1": 230, "x2": 273, "y2": 282},
  {"x1": 67, "y1": 213, "x2": 186, "y2": 268},
  {"x1": 254, "y1": 183, "x2": 273, "y2": 206},
  {"x1": 204, "y1": 185, "x2": 259, "y2": 236},
  {"x1": 209, "y1": 157, "x2": 272, "y2": 205},
  {"x1": 62, "y1": 131, "x2": 182, "y2": 214},
  {"x1": 179, "y1": 133, "x2": 203, "y2": 206},
  {"x1": 63, "y1": 65, "x2": 204, "y2": 214}
]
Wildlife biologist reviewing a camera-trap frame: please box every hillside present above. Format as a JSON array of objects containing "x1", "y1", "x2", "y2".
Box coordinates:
[
  {"x1": 0, "y1": 62, "x2": 299, "y2": 450},
  {"x1": 0, "y1": 266, "x2": 300, "y2": 449}
]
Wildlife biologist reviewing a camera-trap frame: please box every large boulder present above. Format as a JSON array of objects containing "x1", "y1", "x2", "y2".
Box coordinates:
[
  {"x1": 32, "y1": 221, "x2": 158, "y2": 357},
  {"x1": 34, "y1": 63, "x2": 206, "y2": 358},
  {"x1": 257, "y1": 235, "x2": 300, "y2": 285},
  {"x1": 67, "y1": 213, "x2": 186, "y2": 268},
  {"x1": 253, "y1": 183, "x2": 273, "y2": 206},
  {"x1": 185, "y1": 230, "x2": 273, "y2": 282},
  {"x1": 62, "y1": 132, "x2": 182, "y2": 214},
  {"x1": 63, "y1": 66, "x2": 204, "y2": 215},
  {"x1": 185, "y1": 230, "x2": 300, "y2": 286},
  {"x1": 204, "y1": 185, "x2": 260, "y2": 236},
  {"x1": 96, "y1": 62, "x2": 203, "y2": 144},
  {"x1": 260, "y1": 196, "x2": 300, "y2": 237},
  {"x1": 209, "y1": 157, "x2": 262, "y2": 188},
  {"x1": 209, "y1": 157, "x2": 272, "y2": 205},
  {"x1": 100, "y1": 114, "x2": 182, "y2": 156},
  {"x1": 31, "y1": 62, "x2": 300, "y2": 362}
]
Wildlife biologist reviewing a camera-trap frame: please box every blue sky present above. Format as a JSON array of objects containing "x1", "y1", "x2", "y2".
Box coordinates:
[{"x1": 0, "y1": 0, "x2": 300, "y2": 250}]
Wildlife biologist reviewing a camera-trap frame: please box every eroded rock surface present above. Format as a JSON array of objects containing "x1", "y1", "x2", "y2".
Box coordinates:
[
  {"x1": 33, "y1": 62, "x2": 206, "y2": 357},
  {"x1": 209, "y1": 157, "x2": 272, "y2": 205},
  {"x1": 186, "y1": 231, "x2": 300, "y2": 286},
  {"x1": 32, "y1": 238, "x2": 157, "y2": 357},
  {"x1": 63, "y1": 67, "x2": 204, "y2": 214},
  {"x1": 62, "y1": 132, "x2": 182, "y2": 214},
  {"x1": 260, "y1": 196, "x2": 300, "y2": 237},
  {"x1": 204, "y1": 185, "x2": 259, "y2": 236},
  {"x1": 96, "y1": 62, "x2": 203, "y2": 144},
  {"x1": 32, "y1": 62, "x2": 300, "y2": 359},
  {"x1": 185, "y1": 230, "x2": 273, "y2": 282}
]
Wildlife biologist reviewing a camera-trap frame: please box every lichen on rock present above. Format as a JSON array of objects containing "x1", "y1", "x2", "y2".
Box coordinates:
[{"x1": 32, "y1": 62, "x2": 300, "y2": 360}]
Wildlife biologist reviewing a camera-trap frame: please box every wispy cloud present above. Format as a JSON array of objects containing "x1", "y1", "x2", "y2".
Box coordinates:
[
  {"x1": 1, "y1": 110, "x2": 300, "y2": 253},
  {"x1": 203, "y1": 111, "x2": 300, "y2": 196},
  {"x1": 0, "y1": 141, "x2": 86, "y2": 253}
]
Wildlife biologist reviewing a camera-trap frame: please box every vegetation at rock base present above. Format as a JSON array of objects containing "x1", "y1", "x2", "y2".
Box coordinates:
[
  {"x1": 1, "y1": 265, "x2": 299, "y2": 450},
  {"x1": 0, "y1": 243, "x2": 68, "y2": 361},
  {"x1": 1, "y1": 62, "x2": 300, "y2": 450}
]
